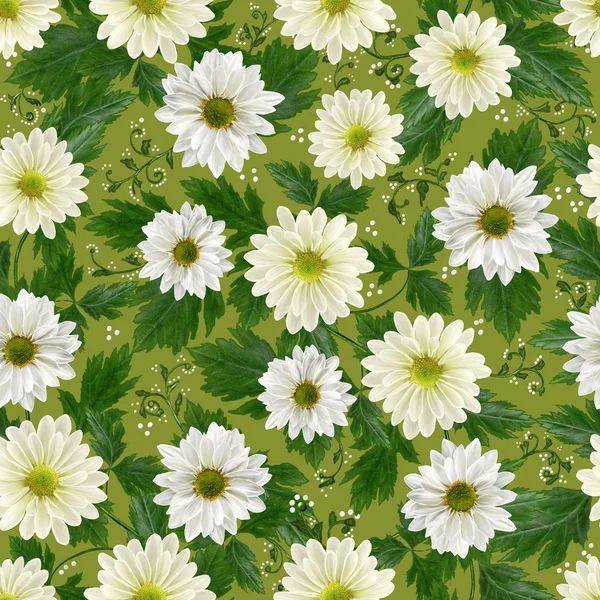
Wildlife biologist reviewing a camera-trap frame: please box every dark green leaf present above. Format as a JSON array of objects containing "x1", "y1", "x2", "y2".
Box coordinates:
[
  {"x1": 548, "y1": 217, "x2": 600, "y2": 279},
  {"x1": 361, "y1": 240, "x2": 405, "y2": 285},
  {"x1": 78, "y1": 282, "x2": 136, "y2": 320},
  {"x1": 129, "y1": 492, "x2": 169, "y2": 542},
  {"x1": 204, "y1": 289, "x2": 225, "y2": 337},
  {"x1": 56, "y1": 574, "x2": 86, "y2": 600},
  {"x1": 406, "y1": 269, "x2": 453, "y2": 315},
  {"x1": 550, "y1": 138, "x2": 591, "y2": 179},
  {"x1": 194, "y1": 544, "x2": 235, "y2": 598},
  {"x1": 86, "y1": 409, "x2": 127, "y2": 467},
  {"x1": 113, "y1": 455, "x2": 162, "y2": 495},
  {"x1": 225, "y1": 537, "x2": 264, "y2": 594},
  {"x1": 529, "y1": 319, "x2": 577, "y2": 355},
  {"x1": 133, "y1": 60, "x2": 166, "y2": 106},
  {"x1": 407, "y1": 207, "x2": 444, "y2": 268},
  {"x1": 318, "y1": 180, "x2": 373, "y2": 217},
  {"x1": 184, "y1": 401, "x2": 229, "y2": 434},
  {"x1": 227, "y1": 270, "x2": 270, "y2": 329},
  {"x1": 480, "y1": 563, "x2": 554, "y2": 600},
  {"x1": 265, "y1": 161, "x2": 318, "y2": 207},
  {"x1": 348, "y1": 394, "x2": 390, "y2": 450},
  {"x1": 369, "y1": 535, "x2": 410, "y2": 568}
]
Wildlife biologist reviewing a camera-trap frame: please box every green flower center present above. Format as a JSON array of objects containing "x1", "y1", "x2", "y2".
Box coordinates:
[
  {"x1": 344, "y1": 125, "x2": 370, "y2": 150},
  {"x1": 594, "y1": 0, "x2": 600, "y2": 17},
  {"x1": 444, "y1": 481, "x2": 477, "y2": 512},
  {"x1": 320, "y1": 0, "x2": 350, "y2": 13},
  {"x1": 202, "y1": 97, "x2": 235, "y2": 129},
  {"x1": 0, "y1": 594, "x2": 19, "y2": 600},
  {"x1": 172, "y1": 239, "x2": 199, "y2": 267},
  {"x1": 26, "y1": 465, "x2": 59, "y2": 497},
  {"x1": 194, "y1": 469, "x2": 227, "y2": 500},
  {"x1": 409, "y1": 356, "x2": 443, "y2": 389},
  {"x1": 451, "y1": 48, "x2": 480, "y2": 76},
  {"x1": 292, "y1": 251, "x2": 325, "y2": 283},
  {"x1": 4, "y1": 335, "x2": 37, "y2": 367},
  {"x1": 479, "y1": 205, "x2": 513, "y2": 238},
  {"x1": 320, "y1": 583, "x2": 352, "y2": 600},
  {"x1": 0, "y1": 0, "x2": 19, "y2": 19},
  {"x1": 134, "y1": 0, "x2": 166, "y2": 15},
  {"x1": 294, "y1": 381, "x2": 320, "y2": 408},
  {"x1": 18, "y1": 170, "x2": 47, "y2": 198},
  {"x1": 133, "y1": 584, "x2": 167, "y2": 600}
]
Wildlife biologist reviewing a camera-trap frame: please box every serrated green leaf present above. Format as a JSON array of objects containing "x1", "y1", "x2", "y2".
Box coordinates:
[
  {"x1": 369, "y1": 534, "x2": 410, "y2": 569},
  {"x1": 265, "y1": 161, "x2": 318, "y2": 207},
  {"x1": 227, "y1": 270, "x2": 270, "y2": 329},
  {"x1": 203, "y1": 289, "x2": 225, "y2": 337},
  {"x1": 225, "y1": 537, "x2": 264, "y2": 594},
  {"x1": 548, "y1": 217, "x2": 600, "y2": 279},
  {"x1": 133, "y1": 60, "x2": 166, "y2": 106},
  {"x1": 194, "y1": 544, "x2": 235, "y2": 598},
  {"x1": 113, "y1": 455, "x2": 162, "y2": 495},
  {"x1": 78, "y1": 282, "x2": 136, "y2": 320},
  {"x1": 361, "y1": 240, "x2": 405, "y2": 285},
  {"x1": 183, "y1": 401, "x2": 229, "y2": 434},
  {"x1": 348, "y1": 394, "x2": 390, "y2": 450},
  {"x1": 479, "y1": 564, "x2": 554, "y2": 600},
  {"x1": 407, "y1": 207, "x2": 444, "y2": 268},
  {"x1": 86, "y1": 409, "x2": 127, "y2": 467},
  {"x1": 276, "y1": 323, "x2": 339, "y2": 358},
  {"x1": 56, "y1": 574, "x2": 86, "y2": 600},
  {"x1": 129, "y1": 492, "x2": 169, "y2": 542},
  {"x1": 550, "y1": 138, "x2": 591, "y2": 180},
  {"x1": 529, "y1": 319, "x2": 577, "y2": 355},
  {"x1": 482, "y1": 0, "x2": 560, "y2": 21},
  {"x1": 317, "y1": 179, "x2": 372, "y2": 217},
  {"x1": 406, "y1": 269, "x2": 453, "y2": 315}
]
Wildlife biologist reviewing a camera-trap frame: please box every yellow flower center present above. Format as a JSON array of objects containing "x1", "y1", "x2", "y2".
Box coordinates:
[
  {"x1": 133, "y1": 584, "x2": 167, "y2": 600},
  {"x1": 344, "y1": 124, "x2": 370, "y2": 150},
  {"x1": 320, "y1": 0, "x2": 351, "y2": 13},
  {"x1": 478, "y1": 205, "x2": 513, "y2": 238},
  {"x1": 444, "y1": 481, "x2": 477, "y2": 512},
  {"x1": 194, "y1": 469, "x2": 227, "y2": 500},
  {"x1": 409, "y1": 356, "x2": 442, "y2": 389},
  {"x1": 0, "y1": 594, "x2": 19, "y2": 600},
  {"x1": 292, "y1": 251, "x2": 325, "y2": 283},
  {"x1": 294, "y1": 381, "x2": 320, "y2": 408},
  {"x1": 172, "y1": 239, "x2": 199, "y2": 267},
  {"x1": 451, "y1": 48, "x2": 480, "y2": 76},
  {"x1": 18, "y1": 170, "x2": 47, "y2": 198},
  {"x1": 201, "y1": 97, "x2": 235, "y2": 129},
  {"x1": 26, "y1": 465, "x2": 59, "y2": 497},
  {"x1": 320, "y1": 583, "x2": 352, "y2": 600},
  {"x1": 0, "y1": 0, "x2": 19, "y2": 18},
  {"x1": 594, "y1": 0, "x2": 600, "y2": 17},
  {"x1": 133, "y1": 0, "x2": 166, "y2": 15},
  {"x1": 4, "y1": 335, "x2": 37, "y2": 367}
]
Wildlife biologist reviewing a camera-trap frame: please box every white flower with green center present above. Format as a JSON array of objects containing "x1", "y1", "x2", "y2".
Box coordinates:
[
  {"x1": 0, "y1": 0, "x2": 60, "y2": 58},
  {"x1": 274, "y1": 537, "x2": 395, "y2": 600},
  {"x1": 403, "y1": 438, "x2": 517, "y2": 558},
  {"x1": 576, "y1": 435, "x2": 600, "y2": 523},
  {"x1": 138, "y1": 202, "x2": 233, "y2": 301},
  {"x1": 432, "y1": 159, "x2": 558, "y2": 286},
  {"x1": 361, "y1": 312, "x2": 491, "y2": 439},
  {"x1": 153, "y1": 422, "x2": 271, "y2": 544},
  {"x1": 244, "y1": 206, "x2": 373, "y2": 334},
  {"x1": 0, "y1": 557, "x2": 56, "y2": 600},
  {"x1": 90, "y1": 0, "x2": 214, "y2": 63},
  {"x1": 576, "y1": 143, "x2": 600, "y2": 225},
  {"x1": 409, "y1": 10, "x2": 520, "y2": 119},
  {"x1": 308, "y1": 89, "x2": 405, "y2": 189},
  {"x1": 557, "y1": 555, "x2": 600, "y2": 600},
  {"x1": 274, "y1": 0, "x2": 396, "y2": 64},
  {"x1": 0, "y1": 415, "x2": 108, "y2": 545},
  {"x1": 555, "y1": 0, "x2": 600, "y2": 57},
  {"x1": 0, "y1": 128, "x2": 88, "y2": 239},
  {"x1": 258, "y1": 345, "x2": 356, "y2": 443},
  {"x1": 0, "y1": 289, "x2": 81, "y2": 411},
  {"x1": 84, "y1": 534, "x2": 215, "y2": 600},
  {"x1": 155, "y1": 49, "x2": 284, "y2": 176}
]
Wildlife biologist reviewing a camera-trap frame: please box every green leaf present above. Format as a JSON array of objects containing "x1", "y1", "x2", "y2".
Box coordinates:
[
  {"x1": 479, "y1": 564, "x2": 554, "y2": 600},
  {"x1": 355, "y1": 311, "x2": 395, "y2": 359},
  {"x1": 317, "y1": 180, "x2": 373, "y2": 217},
  {"x1": 348, "y1": 394, "x2": 390, "y2": 450},
  {"x1": 406, "y1": 269, "x2": 453, "y2": 316},
  {"x1": 361, "y1": 240, "x2": 405, "y2": 285},
  {"x1": 113, "y1": 455, "x2": 162, "y2": 495},
  {"x1": 68, "y1": 503, "x2": 109, "y2": 548},
  {"x1": 9, "y1": 537, "x2": 55, "y2": 573},
  {"x1": 188, "y1": 23, "x2": 242, "y2": 59},
  {"x1": 203, "y1": 289, "x2": 225, "y2": 337},
  {"x1": 551, "y1": 370, "x2": 578, "y2": 385},
  {"x1": 64, "y1": 122, "x2": 106, "y2": 165},
  {"x1": 78, "y1": 282, "x2": 136, "y2": 320},
  {"x1": 133, "y1": 60, "x2": 166, "y2": 106},
  {"x1": 194, "y1": 545, "x2": 235, "y2": 598},
  {"x1": 225, "y1": 537, "x2": 264, "y2": 594},
  {"x1": 269, "y1": 462, "x2": 309, "y2": 487},
  {"x1": 230, "y1": 399, "x2": 269, "y2": 420},
  {"x1": 188, "y1": 327, "x2": 275, "y2": 401},
  {"x1": 0, "y1": 241, "x2": 9, "y2": 284},
  {"x1": 407, "y1": 552, "x2": 452, "y2": 600},
  {"x1": 550, "y1": 138, "x2": 591, "y2": 180},
  {"x1": 407, "y1": 207, "x2": 444, "y2": 268},
  {"x1": 369, "y1": 535, "x2": 410, "y2": 569},
  {"x1": 422, "y1": 0, "x2": 458, "y2": 23},
  {"x1": 56, "y1": 574, "x2": 86, "y2": 600},
  {"x1": 86, "y1": 409, "x2": 127, "y2": 467},
  {"x1": 285, "y1": 428, "x2": 336, "y2": 470},
  {"x1": 183, "y1": 402, "x2": 229, "y2": 436},
  {"x1": 129, "y1": 492, "x2": 169, "y2": 542},
  {"x1": 529, "y1": 319, "x2": 577, "y2": 355},
  {"x1": 465, "y1": 268, "x2": 541, "y2": 343},
  {"x1": 548, "y1": 217, "x2": 600, "y2": 279},
  {"x1": 265, "y1": 161, "x2": 318, "y2": 207},
  {"x1": 227, "y1": 270, "x2": 270, "y2": 329},
  {"x1": 276, "y1": 323, "x2": 339, "y2": 358},
  {"x1": 482, "y1": 0, "x2": 560, "y2": 21}
]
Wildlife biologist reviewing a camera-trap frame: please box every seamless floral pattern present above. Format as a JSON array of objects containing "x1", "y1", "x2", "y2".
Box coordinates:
[{"x1": 2, "y1": 0, "x2": 600, "y2": 599}]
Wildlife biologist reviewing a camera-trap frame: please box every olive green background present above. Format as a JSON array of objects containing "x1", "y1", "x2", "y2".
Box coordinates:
[{"x1": 0, "y1": 0, "x2": 598, "y2": 597}]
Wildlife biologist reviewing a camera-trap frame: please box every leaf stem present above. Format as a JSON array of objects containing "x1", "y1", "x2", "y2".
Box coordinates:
[
  {"x1": 98, "y1": 504, "x2": 139, "y2": 538},
  {"x1": 49, "y1": 546, "x2": 111, "y2": 583},
  {"x1": 324, "y1": 326, "x2": 363, "y2": 352},
  {"x1": 13, "y1": 231, "x2": 29, "y2": 285},
  {"x1": 352, "y1": 274, "x2": 409, "y2": 314},
  {"x1": 468, "y1": 560, "x2": 476, "y2": 600}
]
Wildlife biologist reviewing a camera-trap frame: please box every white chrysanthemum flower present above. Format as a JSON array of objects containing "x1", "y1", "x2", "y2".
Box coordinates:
[
  {"x1": 138, "y1": 202, "x2": 233, "y2": 301},
  {"x1": 0, "y1": 128, "x2": 88, "y2": 239},
  {"x1": 274, "y1": 537, "x2": 395, "y2": 600},
  {"x1": 0, "y1": 415, "x2": 108, "y2": 545},
  {"x1": 90, "y1": 0, "x2": 214, "y2": 63},
  {"x1": 274, "y1": 0, "x2": 396, "y2": 64},
  {"x1": 555, "y1": 0, "x2": 600, "y2": 57},
  {"x1": 155, "y1": 49, "x2": 284, "y2": 177},
  {"x1": 409, "y1": 11, "x2": 521, "y2": 119},
  {"x1": 557, "y1": 556, "x2": 600, "y2": 600},
  {"x1": 576, "y1": 434, "x2": 600, "y2": 523},
  {"x1": 361, "y1": 312, "x2": 490, "y2": 439},
  {"x1": 432, "y1": 159, "x2": 558, "y2": 286},
  {"x1": 0, "y1": 289, "x2": 81, "y2": 411},
  {"x1": 84, "y1": 534, "x2": 216, "y2": 600},
  {"x1": 576, "y1": 143, "x2": 600, "y2": 225},
  {"x1": 563, "y1": 301, "x2": 600, "y2": 408},
  {"x1": 403, "y1": 438, "x2": 516, "y2": 558},
  {"x1": 0, "y1": 557, "x2": 56, "y2": 600},
  {"x1": 308, "y1": 89, "x2": 405, "y2": 190},
  {"x1": 0, "y1": 0, "x2": 60, "y2": 59},
  {"x1": 154, "y1": 422, "x2": 271, "y2": 544},
  {"x1": 244, "y1": 206, "x2": 373, "y2": 334},
  {"x1": 258, "y1": 345, "x2": 356, "y2": 443}
]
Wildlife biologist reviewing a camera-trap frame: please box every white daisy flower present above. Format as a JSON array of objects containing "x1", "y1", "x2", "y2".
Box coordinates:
[
  {"x1": 432, "y1": 159, "x2": 558, "y2": 286},
  {"x1": 274, "y1": 537, "x2": 395, "y2": 600},
  {"x1": 403, "y1": 438, "x2": 516, "y2": 558},
  {"x1": 153, "y1": 422, "x2": 271, "y2": 544},
  {"x1": 155, "y1": 49, "x2": 284, "y2": 177},
  {"x1": 244, "y1": 206, "x2": 373, "y2": 334},
  {"x1": 361, "y1": 312, "x2": 491, "y2": 439},
  {"x1": 576, "y1": 143, "x2": 600, "y2": 225},
  {"x1": 308, "y1": 89, "x2": 405, "y2": 190},
  {"x1": 555, "y1": 0, "x2": 600, "y2": 57},
  {"x1": 138, "y1": 202, "x2": 233, "y2": 301},
  {"x1": 0, "y1": 557, "x2": 56, "y2": 600},
  {"x1": 0, "y1": 289, "x2": 81, "y2": 411},
  {"x1": 0, "y1": 0, "x2": 60, "y2": 59},
  {"x1": 90, "y1": 0, "x2": 214, "y2": 63},
  {"x1": 576, "y1": 434, "x2": 600, "y2": 523},
  {"x1": 409, "y1": 11, "x2": 521, "y2": 119},
  {"x1": 258, "y1": 345, "x2": 356, "y2": 443},
  {"x1": 274, "y1": 0, "x2": 396, "y2": 64},
  {"x1": 558, "y1": 556, "x2": 600, "y2": 600},
  {"x1": 84, "y1": 533, "x2": 216, "y2": 600},
  {"x1": 0, "y1": 415, "x2": 108, "y2": 545},
  {"x1": 0, "y1": 128, "x2": 88, "y2": 239}
]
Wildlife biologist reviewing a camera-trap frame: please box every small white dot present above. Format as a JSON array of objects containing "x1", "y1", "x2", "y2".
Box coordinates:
[
  {"x1": 106, "y1": 335, "x2": 112, "y2": 341},
  {"x1": 106, "y1": 326, "x2": 112, "y2": 331},
  {"x1": 114, "y1": 330, "x2": 120, "y2": 336}
]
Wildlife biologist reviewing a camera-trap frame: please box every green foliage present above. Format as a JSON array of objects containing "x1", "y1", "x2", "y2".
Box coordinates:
[
  {"x1": 407, "y1": 207, "x2": 445, "y2": 268},
  {"x1": 227, "y1": 270, "x2": 270, "y2": 329},
  {"x1": 348, "y1": 394, "x2": 390, "y2": 450},
  {"x1": 194, "y1": 545, "x2": 235, "y2": 598},
  {"x1": 479, "y1": 564, "x2": 554, "y2": 600},
  {"x1": 482, "y1": 0, "x2": 560, "y2": 21},
  {"x1": 370, "y1": 535, "x2": 411, "y2": 568},
  {"x1": 362, "y1": 240, "x2": 405, "y2": 285},
  {"x1": 550, "y1": 138, "x2": 591, "y2": 179},
  {"x1": 548, "y1": 217, "x2": 600, "y2": 279},
  {"x1": 183, "y1": 401, "x2": 229, "y2": 434},
  {"x1": 129, "y1": 492, "x2": 169, "y2": 542},
  {"x1": 86, "y1": 409, "x2": 126, "y2": 467},
  {"x1": 9, "y1": 537, "x2": 55, "y2": 573},
  {"x1": 113, "y1": 454, "x2": 162, "y2": 495},
  {"x1": 284, "y1": 427, "x2": 337, "y2": 470},
  {"x1": 276, "y1": 323, "x2": 339, "y2": 358},
  {"x1": 406, "y1": 269, "x2": 453, "y2": 316},
  {"x1": 355, "y1": 311, "x2": 395, "y2": 359},
  {"x1": 56, "y1": 574, "x2": 87, "y2": 600},
  {"x1": 133, "y1": 60, "x2": 166, "y2": 106},
  {"x1": 529, "y1": 319, "x2": 577, "y2": 355},
  {"x1": 77, "y1": 282, "x2": 136, "y2": 320},
  {"x1": 225, "y1": 537, "x2": 264, "y2": 594},
  {"x1": 317, "y1": 179, "x2": 372, "y2": 217},
  {"x1": 265, "y1": 161, "x2": 318, "y2": 206}
]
